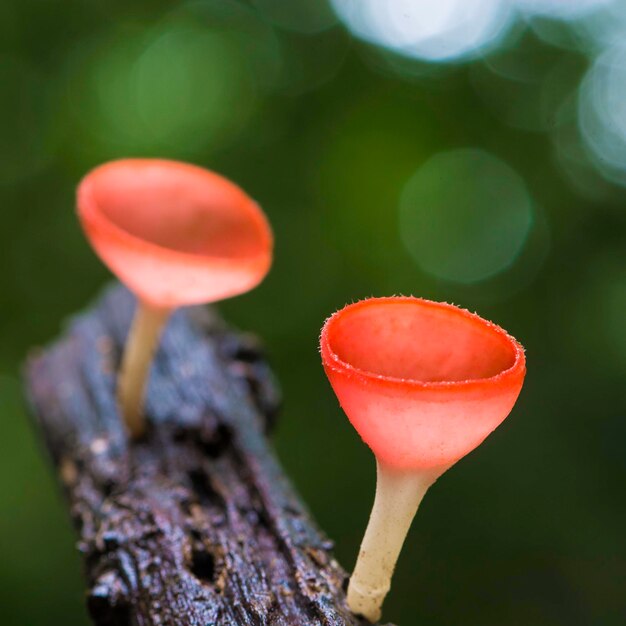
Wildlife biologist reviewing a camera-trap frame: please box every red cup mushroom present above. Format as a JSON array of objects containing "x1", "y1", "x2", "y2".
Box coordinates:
[
  {"x1": 77, "y1": 158, "x2": 272, "y2": 438},
  {"x1": 320, "y1": 296, "x2": 526, "y2": 622}
]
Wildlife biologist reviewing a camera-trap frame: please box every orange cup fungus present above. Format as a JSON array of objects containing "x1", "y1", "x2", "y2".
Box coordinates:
[
  {"x1": 321, "y1": 297, "x2": 526, "y2": 621},
  {"x1": 78, "y1": 158, "x2": 272, "y2": 437}
]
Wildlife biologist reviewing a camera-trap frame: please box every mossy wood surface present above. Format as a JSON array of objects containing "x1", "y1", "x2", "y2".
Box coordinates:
[{"x1": 24, "y1": 285, "x2": 385, "y2": 626}]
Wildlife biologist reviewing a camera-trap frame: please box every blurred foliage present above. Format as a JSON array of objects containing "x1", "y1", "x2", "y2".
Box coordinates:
[{"x1": 1, "y1": 0, "x2": 626, "y2": 625}]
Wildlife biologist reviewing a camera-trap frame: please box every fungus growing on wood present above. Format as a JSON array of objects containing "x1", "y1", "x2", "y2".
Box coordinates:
[
  {"x1": 77, "y1": 158, "x2": 272, "y2": 438},
  {"x1": 320, "y1": 296, "x2": 526, "y2": 622}
]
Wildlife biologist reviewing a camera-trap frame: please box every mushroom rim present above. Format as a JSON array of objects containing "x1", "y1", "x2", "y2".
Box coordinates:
[
  {"x1": 77, "y1": 158, "x2": 273, "y2": 269},
  {"x1": 320, "y1": 296, "x2": 526, "y2": 395}
]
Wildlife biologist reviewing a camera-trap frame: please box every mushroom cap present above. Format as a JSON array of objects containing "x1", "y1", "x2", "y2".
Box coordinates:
[
  {"x1": 320, "y1": 297, "x2": 526, "y2": 470},
  {"x1": 77, "y1": 159, "x2": 273, "y2": 309}
]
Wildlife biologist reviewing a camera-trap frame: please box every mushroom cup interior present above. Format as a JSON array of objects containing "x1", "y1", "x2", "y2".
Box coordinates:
[
  {"x1": 327, "y1": 299, "x2": 519, "y2": 385},
  {"x1": 86, "y1": 160, "x2": 268, "y2": 261}
]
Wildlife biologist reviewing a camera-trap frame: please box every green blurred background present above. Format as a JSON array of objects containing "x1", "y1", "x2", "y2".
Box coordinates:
[{"x1": 1, "y1": 0, "x2": 626, "y2": 624}]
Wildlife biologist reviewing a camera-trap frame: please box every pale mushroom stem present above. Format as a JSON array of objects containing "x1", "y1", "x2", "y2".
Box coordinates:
[
  {"x1": 118, "y1": 301, "x2": 170, "y2": 438},
  {"x1": 347, "y1": 459, "x2": 441, "y2": 623}
]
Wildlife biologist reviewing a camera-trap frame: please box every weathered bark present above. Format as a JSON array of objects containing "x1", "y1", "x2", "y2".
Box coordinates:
[{"x1": 24, "y1": 284, "x2": 384, "y2": 626}]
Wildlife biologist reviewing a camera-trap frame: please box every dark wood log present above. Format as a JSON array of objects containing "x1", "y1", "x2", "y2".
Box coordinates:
[{"x1": 24, "y1": 284, "x2": 384, "y2": 626}]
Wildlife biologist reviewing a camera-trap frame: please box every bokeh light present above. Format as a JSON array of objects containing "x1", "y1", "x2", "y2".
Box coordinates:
[
  {"x1": 326, "y1": 0, "x2": 626, "y2": 195},
  {"x1": 574, "y1": 1, "x2": 626, "y2": 47},
  {"x1": 62, "y1": 17, "x2": 277, "y2": 158},
  {"x1": 330, "y1": 0, "x2": 514, "y2": 63},
  {"x1": 578, "y1": 43, "x2": 626, "y2": 187},
  {"x1": 515, "y1": 0, "x2": 613, "y2": 20},
  {"x1": 399, "y1": 149, "x2": 534, "y2": 283}
]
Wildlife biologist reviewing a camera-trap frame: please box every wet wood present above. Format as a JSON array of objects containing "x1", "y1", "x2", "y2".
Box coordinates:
[{"x1": 24, "y1": 284, "x2": 385, "y2": 626}]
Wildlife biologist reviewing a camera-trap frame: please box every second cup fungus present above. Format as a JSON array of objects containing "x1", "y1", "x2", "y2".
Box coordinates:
[
  {"x1": 320, "y1": 296, "x2": 526, "y2": 622},
  {"x1": 77, "y1": 158, "x2": 272, "y2": 439}
]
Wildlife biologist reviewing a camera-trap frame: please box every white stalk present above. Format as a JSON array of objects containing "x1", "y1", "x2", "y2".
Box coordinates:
[
  {"x1": 118, "y1": 301, "x2": 170, "y2": 438},
  {"x1": 347, "y1": 459, "x2": 439, "y2": 622}
]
